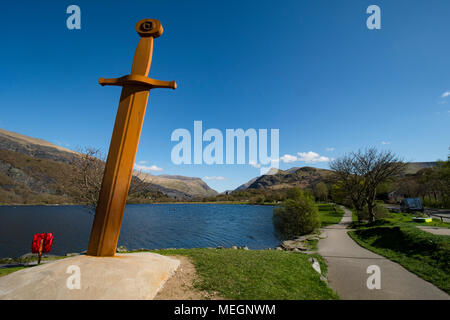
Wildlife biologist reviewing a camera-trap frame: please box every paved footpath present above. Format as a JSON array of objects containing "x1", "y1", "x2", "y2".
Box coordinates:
[
  {"x1": 417, "y1": 226, "x2": 450, "y2": 236},
  {"x1": 317, "y1": 207, "x2": 449, "y2": 300}
]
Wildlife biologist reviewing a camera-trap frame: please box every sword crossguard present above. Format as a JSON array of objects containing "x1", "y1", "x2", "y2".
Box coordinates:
[
  {"x1": 99, "y1": 74, "x2": 176, "y2": 90},
  {"x1": 98, "y1": 18, "x2": 176, "y2": 92}
]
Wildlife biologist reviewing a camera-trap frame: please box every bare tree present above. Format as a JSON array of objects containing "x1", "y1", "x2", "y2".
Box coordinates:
[
  {"x1": 69, "y1": 147, "x2": 105, "y2": 208},
  {"x1": 330, "y1": 153, "x2": 366, "y2": 216},
  {"x1": 69, "y1": 147, "x2": 155, "y2": 210},
  {"x1": 354, "y1": 148, "x2": 406, "y2": 221},
  {"x1": 331, "y1": 148, "x2": 406, "y2": 222}
]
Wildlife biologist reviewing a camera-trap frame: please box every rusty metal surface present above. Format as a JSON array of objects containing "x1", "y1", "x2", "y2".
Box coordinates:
[{"x1": 87, "y1": 19, "x2": 176, "y2": 257}]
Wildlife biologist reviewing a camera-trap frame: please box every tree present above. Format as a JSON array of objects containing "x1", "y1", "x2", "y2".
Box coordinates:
[
  {"x1": 421, "y1": 156, "x2": 450, "y2": 208},
  {"x1": 313, "y1": 182, "x2": 328, "y2": 202},
  {"x1": 354, "y1": 148, "x2": 406, "y2": 221},
  {"x1": 69, "y1": 147, "x2": 105, "y2": 207},
  {"x1": 331, "y1": 148, "x2": 406, "y2": 222},
  {"x1": 329, "y1": 153, "x2": 366, "y2": 218},
  {"x1": 273, "y1": 190, "x2": 319, "y2": 238},
  {"x1": 69, "y1": 147, "x2": 154, "y2": 210}
]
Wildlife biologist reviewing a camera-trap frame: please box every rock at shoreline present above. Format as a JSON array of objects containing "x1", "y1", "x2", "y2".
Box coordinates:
[
  {"x1": 116, "y1": 245, "x2": 128, "y2": 253},
  {"x1": 281, "y1": 239, "x2": 308, "y2": 251},
  {"x1": 66, "y1": 253, "x2": 80, "y2": 257}
]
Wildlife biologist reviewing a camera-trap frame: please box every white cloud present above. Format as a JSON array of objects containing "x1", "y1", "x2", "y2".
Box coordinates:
[
  {"x1": 249, "y1": 160, "x2": 261, "y2": 168},
  {"x1": 279, "y1": 154, "x2": 297, "y2": 163},
  {"x1": 138, "y1": 160, "x2": 148, "y2": 164},
  {"x1": 441, "y1": 91, "x2": 450, "y2": 98},
  {"x1": 297, "y1": 151, "x2": 330, "y2": 163},
  {"x1": 134, "y1": 163, "x2": 163, "y2": 172},
  {"x1": 203, "y1": 176, "x2": 227, "y2": 181},
  {"x1": 381, "y1": 141, "x2": 391, "y2": 145},
  {"x1": 325, "y1": 147, "x2": 335, "y2": 152}
]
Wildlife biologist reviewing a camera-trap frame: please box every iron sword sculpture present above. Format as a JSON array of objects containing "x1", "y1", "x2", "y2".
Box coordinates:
[{"x1": 87, "y1": 19, "x2": 176, "y2": 256}]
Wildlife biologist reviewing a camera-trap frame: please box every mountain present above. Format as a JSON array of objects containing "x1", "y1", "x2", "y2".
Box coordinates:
[
  {"x1": 0, "y1": 128, "x2": 77, "y2": 163},
  {"x1": 404, "y1": 162, "x2": 437, "y2": 175},
  {"x1": 0, "y1": 128, "x2": 217, "y2": 204},
  {"x1": 138, "y1": 173, "x2": 217, "y2": 199},
  {"x1": 235, "y1": 167, "x2": 334, "y2": 192},
  {"x1": 235, "y1": 162, "x2": 438, "y2": 193}
]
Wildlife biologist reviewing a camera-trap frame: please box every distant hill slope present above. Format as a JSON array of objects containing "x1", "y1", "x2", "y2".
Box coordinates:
[
  {"x1": 235, "y1": 162, "x2": 436, "y2": 192},
  {"x1": 0, "y1": 128, "x2": 76, "y2": 163},
  {"x1": 0, "y1": 128, "x2": 216, "y2": 204},
  {"x1": 138, "y1": 173, "x2": 217, "y2": 198},
  {"x1": 404, "y1": 162, "x2": 437, "y2": 175},
  {"x1": 235, "y1": 167, "x2": 334, "y2": 192}
]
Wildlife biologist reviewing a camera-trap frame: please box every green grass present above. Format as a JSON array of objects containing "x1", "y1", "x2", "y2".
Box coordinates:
[
  {"x1": 0, "y1": 255, "x2": 67, "y2": 277},
  {"x1": 383, "y1": 211, "x2": 450, "y2": 228},
  {"x1": 318, "y1": 203, "x2": 344, "y2": 227},
  {"x1": 349, "y1": 211, "x2": 450, "y2": 294},
  {"x1": 1, "y1": 248, "x2": 338, "y2": 299},
  {"x1": 0, "y1": 266, "x2": 28, "y2": 277},
  {"x1": 142, "y1": 248, "x2": 338, "y2": 300}
]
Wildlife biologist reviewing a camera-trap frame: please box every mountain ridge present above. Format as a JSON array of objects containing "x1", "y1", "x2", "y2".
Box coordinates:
[
  {"x1": 234, "y1": 162, "x2": 437, "y2": 192},
  {"x1": 0, "y1": 128, "x2": 217, "y2": 203}
]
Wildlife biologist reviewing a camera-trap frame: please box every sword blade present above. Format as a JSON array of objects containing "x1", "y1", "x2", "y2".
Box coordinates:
[{"x1": 87, "y1": 87, "x2": 149, "y2": 256}]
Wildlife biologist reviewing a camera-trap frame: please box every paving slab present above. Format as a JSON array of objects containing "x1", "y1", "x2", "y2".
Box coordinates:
[
  {"x1": 0, "y1": 252, "x2": 180, "y2": 300},
  {"x1": 417, "y1": 226, "x2": 450, "y2": 236},
  {"x1": 318, "y1": 207, "x2": 449, "y2": 300}
]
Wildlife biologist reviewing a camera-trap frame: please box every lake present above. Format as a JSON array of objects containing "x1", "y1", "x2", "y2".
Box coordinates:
[{"x1": 0, "y1": 204, "x2": 281, "y2": 258}]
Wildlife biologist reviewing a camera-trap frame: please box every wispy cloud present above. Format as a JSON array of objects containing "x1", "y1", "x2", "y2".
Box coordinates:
[
  {"x1": 279, "y1": 154, "x2": 297, "y2": 163},
  {"x1": 441, "y1": 91, "x2": 450, "y2": 98},
  {"x1": 249, "y1": 160, "x2": 261, "y2": 168},
  {"x1": 134, "y1": 163, "x2": 163, "y2": 172},
  {"x1": 137, "y1": 160, "x2": 148, "y2": 164},
  {"x1": 203, "y1": 176, "x2": 227, "y2": 181},
  {"x1": 325, "y1": 147, "x2": 335, "y2": 152},
  {"x1": 381, "y1": 141, "x2": 391, "y2": 145},
  {"x1": 297, "y1": 151, "x2": 330, "y2": 163}
]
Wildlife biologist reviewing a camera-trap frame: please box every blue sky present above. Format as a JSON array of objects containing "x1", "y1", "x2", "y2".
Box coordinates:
[{"x1": 0, "y1": 0, "x2": 449, "y2": 192}]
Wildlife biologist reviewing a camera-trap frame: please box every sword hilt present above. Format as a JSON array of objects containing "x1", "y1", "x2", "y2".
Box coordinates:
[
  {"x1": 98, "y1": 18, "x2": 176, "y2": 92},
  {"x1": 99, "y1": 74, "x2": 176, "y2": 90}
]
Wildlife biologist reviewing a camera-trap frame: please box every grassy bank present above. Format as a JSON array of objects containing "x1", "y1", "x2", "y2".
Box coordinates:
[
  {"x1": 0, "y1": 266, "x2": 30, "y2": 277},
  {"x1": 349, "y1": 212, "x2": 450, "y2": 294},
  {"x1": 1, "y1": 249, "x2": 338, "y2": 300},
  {"x1": 148, "y1": 248, "x2": 338, "y2": 300},
  {"x1": 318, "y1": 203, "x2": 344, "y2": 227}
]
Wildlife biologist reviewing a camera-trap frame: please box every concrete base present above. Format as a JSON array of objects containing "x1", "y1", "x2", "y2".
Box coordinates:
[{"x1": 0, "y1": 252, "x2": 180, "y2": 300}]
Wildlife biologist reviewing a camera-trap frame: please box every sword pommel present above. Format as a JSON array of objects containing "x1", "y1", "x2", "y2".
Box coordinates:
[
  {"x1": 98, "y1": 19, "x2": 176, "y2": 92},
  {"x1": 136, "y1": 18, "x2": 163, "y2": 38}
]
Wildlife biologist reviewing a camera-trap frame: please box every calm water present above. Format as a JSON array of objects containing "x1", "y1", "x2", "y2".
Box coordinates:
[{"x1": 0, "y1": 204, "x2": 281, "y2": 258}]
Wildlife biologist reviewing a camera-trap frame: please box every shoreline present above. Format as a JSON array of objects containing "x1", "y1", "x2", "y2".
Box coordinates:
[{"x1": 0, "y1": 201, "x2": 278, "y2": 207}]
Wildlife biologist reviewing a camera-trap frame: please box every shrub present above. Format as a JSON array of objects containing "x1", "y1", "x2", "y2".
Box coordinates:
[
  {"x1": 358, "y1": 203, "x2": 390, "y2": 221},
  {"x1": 273, "y1": 191, "x2": 319, "y2": 238}
]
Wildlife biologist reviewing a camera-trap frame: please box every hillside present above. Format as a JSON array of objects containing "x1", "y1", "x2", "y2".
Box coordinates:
[
  {"x1": 404, "y1": 162, "x2": 437, "y2": 175},
  {"x1": 234, "y1": 162, "x2": 435, "y2": 193},
  {"x1": 0, "y1": 128, "x2": 217, "y2": 204},
  {"x1": 0, "y1": 128, "x2": 76, "y2": 163},
  {"x1": 235, "y1": 167, "x2": 334, "y2": 192},
  {"x1": 140, "y1": 174, "x2": 217, "y2": 198}
]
